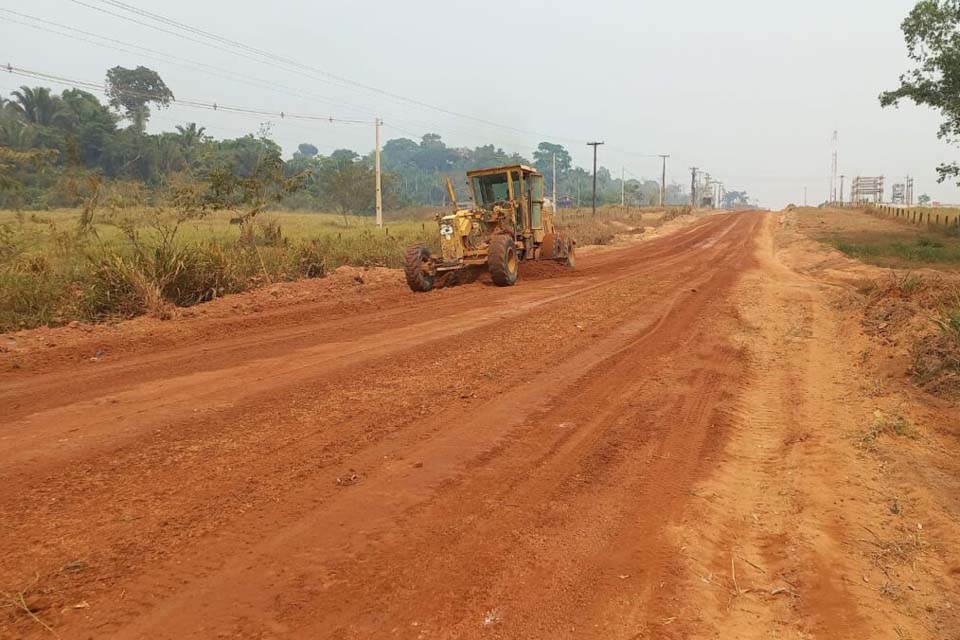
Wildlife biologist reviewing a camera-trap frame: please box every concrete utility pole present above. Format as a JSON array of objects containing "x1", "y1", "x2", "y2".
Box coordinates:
[
  {"x1": 587, "y1": 141, "x2": 604, "y2": 216},
  {"x1": 620, "y1": 166, "x2": 625, "y2": 207},
  {"x1": 659, "y1": 155, "x2": 669, "y2": 207},
  {"x1": 375, "y1": 117, "x2": 383, "y2": 227},
  {"x1": 690, "y1": 167, "x2": 699, "y2": 207},
  {"x1": 803, "y1": 186, "x2": 808, "y2": 207},
  {"x1": 840, "y1": 175, "x2": 846, "y2": 206},
  {"x1": 552, "y1": 152, "x2": 557, "y2": 210}
]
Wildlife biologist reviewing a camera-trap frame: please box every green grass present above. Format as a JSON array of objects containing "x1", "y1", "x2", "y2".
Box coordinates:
[{"x1": 826, "y1": 234, "x2": 960, "y2": 267}]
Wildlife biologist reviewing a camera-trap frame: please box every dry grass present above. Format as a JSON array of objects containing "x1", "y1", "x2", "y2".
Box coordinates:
[
  {"x1": 0, "y1": 205, "x2": 670, "y2": 331},
  {"x1": 860, "y1": 411, "x2": 919, "y2": 448},
  {"x1": 798, "y1": 207, "x2": 960, "y2": 270}
]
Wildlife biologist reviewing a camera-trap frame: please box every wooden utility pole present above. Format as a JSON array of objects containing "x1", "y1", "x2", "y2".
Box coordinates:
[
  {"x1": 375, "y1": 117, "x2": 383, "y2": 227},
  {"x1": 659, "y1": 155, "x2": 669, "y2": 207},
  {"x1": 690, "y1": 167, "x2": 698, "y2": 207},
  {"x1": 587, "y1": 141, "x2": 604, "y2": 216}
]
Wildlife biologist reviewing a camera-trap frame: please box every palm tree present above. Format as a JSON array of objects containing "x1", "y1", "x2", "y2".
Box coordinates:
[
  {"x1": 0, "y1": 116, "x2": 35, "y2": 149},
  {"x1": 9, "y1": 86, "x2": 68, "y2": 127},
  {"x1": 175, "y1": 122, "x2": 206, "y2": 147},
  {"x1": 175, "y1": 122, "x2": 207, "y2": 167}
]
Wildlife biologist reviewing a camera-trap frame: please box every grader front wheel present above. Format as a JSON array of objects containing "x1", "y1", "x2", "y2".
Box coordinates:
[
  {"x1": 488, "y1": 235, "x2": 519, "y2": 287},
  {"x1": 404, "y1": 244, "x2": 435, "y2": 292}
]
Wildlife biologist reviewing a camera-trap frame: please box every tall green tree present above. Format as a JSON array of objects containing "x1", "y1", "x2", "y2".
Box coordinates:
[
  {"x1": 8, "y1": 86, "x2": 67, "y2": 127},
  {"x1": 175, "y1": 122, "x2": 206, "y2": 147},
  {"x1": 882, "y1": 0, "x2": 960, "y2": 183},
  {"x1": 59, "y1": 89, "x2": 119, "y2": 166},
  {"x1": 533, "y1": 142, "x2": 572, "y2": 173},
  {"x1": 296, "y1": 142, "x2": 318, "y2": 158},
  {"x1": 416, "y1": 133, "x2": 454, "y2": 171},
  {"x1": 106, "y1": 66, "x2": 174, "y2": 134},
  {"x1": 174, "y1": 122, "x2": 207, "y2": 167}
]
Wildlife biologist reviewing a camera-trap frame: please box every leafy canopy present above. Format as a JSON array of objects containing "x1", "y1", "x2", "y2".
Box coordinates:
[
  {"x1": 881, "y1": 0, "x2": 960, "y2": 183},
  {"x1": 106, "y1": 66, "x2": 174, "y2": 133}
]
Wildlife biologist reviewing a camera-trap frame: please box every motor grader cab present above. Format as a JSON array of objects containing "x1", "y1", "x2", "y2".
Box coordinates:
[{"x1": 404, "y1": 164, "x2": 575, "y2": 292}]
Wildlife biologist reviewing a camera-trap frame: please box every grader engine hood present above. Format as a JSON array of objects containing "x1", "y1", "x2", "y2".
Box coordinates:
[{"x1": 439, "y1": 211, "x2": 475, "y2": 263}]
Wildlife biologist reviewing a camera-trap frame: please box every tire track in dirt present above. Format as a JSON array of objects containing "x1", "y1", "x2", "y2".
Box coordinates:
[
  {"x1": 0, "y1": 216, "x2": 736, "y2": 467},
  {"x1": 643, "y1": 215, "x2": 935, "y2": 639}
]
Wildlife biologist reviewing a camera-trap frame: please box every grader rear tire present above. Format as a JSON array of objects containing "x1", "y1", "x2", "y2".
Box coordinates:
[
  {"x1": 404, "y1": 244, "x2": 435, "y2": 292},
  {"x1": 488, "y1": 235, "x2": 519, "y2": 287}
]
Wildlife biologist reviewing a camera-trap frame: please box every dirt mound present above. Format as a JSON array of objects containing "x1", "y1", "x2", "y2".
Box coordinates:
[{"x1": 910, "y1": 332, "x2": 960, "y2": 396}]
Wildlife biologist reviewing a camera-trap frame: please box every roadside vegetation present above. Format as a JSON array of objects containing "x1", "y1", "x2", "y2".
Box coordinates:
[
  {"x1": 0, "y1": 60, "x2": 694, "y2": 332},
  {"x1": 0, "y1": 65, "x2": 694, "y2": 213},
  {"x1": 828, "y1": 234, "x2": 960, "y2": 267},
  {"x1": 802, "y1": 206, "x2": 960, "y2": 269},
  {"x1": 0, "y1": 198, "x2": 675, "y2": 332},
  {"x1": 794, "y1": 207, "x2": 960, "y2": 399}
]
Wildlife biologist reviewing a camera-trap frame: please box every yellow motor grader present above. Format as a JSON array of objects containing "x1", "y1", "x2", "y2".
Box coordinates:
[{"x1": 404, "y1": 164, "x2": 575, "y2": 292}]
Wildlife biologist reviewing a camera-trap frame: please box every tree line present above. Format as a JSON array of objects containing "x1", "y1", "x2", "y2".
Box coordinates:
[{"x1": 0, "y1": 65, "x2": 688, "y2": 213}]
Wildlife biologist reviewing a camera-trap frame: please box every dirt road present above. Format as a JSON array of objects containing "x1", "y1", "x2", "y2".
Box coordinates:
[{"x1": 2, "y1": 211, "x2": 958, "y2": 639}]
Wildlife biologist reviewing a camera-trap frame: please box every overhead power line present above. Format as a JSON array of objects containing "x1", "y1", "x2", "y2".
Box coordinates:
[
  {"x1": 0, "y1": 8, "x2": 383, "y2": 119},
  {"x1": 8, "y1": 4, "x2": 675, "y2": 163},
  {"x1": 3, "y1": 63, "x2": 376, "y2": 125},
  {"x1": 2, "y1": 9, "x2": 573, "y2": 151},
  {"x1": 0, "y1": 10, "x2": 484, "y2": 143},
  {"x1": 68, "y1": 0, "x2": 592, "y2": 146}
]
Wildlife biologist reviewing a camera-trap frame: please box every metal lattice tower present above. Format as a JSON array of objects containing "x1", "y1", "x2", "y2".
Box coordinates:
[{"x1": 851, "y1": 176, "x2": 884, "y2": 204}]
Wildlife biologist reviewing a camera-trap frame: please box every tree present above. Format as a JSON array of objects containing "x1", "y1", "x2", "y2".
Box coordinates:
[
  {"x1": 381, "y1": 137, "x2": 420, "y2": 171},
  {"x1": 0, "y1": 146, "x2": 57, "y2": 204},
  {"x1": 296, "y1": 142, "x2": 319, "y2": 158},
  {"x1": 175, "y1": 122, "x2": 206, "y2": 147},
  {"x1": 8, "y1": 86, "x2": 67, "y2": 127},
  {"x1": 919, "y1": 193, "x2": 932, "y2": 204},
  {"x1": 106, "y1": 66, "x2": 174, "y2": 134},
  {"x1": 59, "y1": 89, "x2": 119, "y2": 166},
  {"x1": 173, "y1": 122, "x2": 207, "y2": 167},
  {"x1": 722, "y1": 190, "x2": 749, "y2": 208},
  {"x1": 881, "y1": 1, "x2": 960, "y2": 183},
  {"x1": 533, "y1": 142, "x2": 572, "y2": 174},
  {"x1": 416, "y1": 133, "x2": 454, "y2": 171},
  {"x1": 214, "y1": 135, "x2": 282, "y2": 177}
]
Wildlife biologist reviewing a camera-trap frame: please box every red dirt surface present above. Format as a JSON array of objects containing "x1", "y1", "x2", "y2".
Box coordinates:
[{"x1": 2, "y1": 211, "x2": 958, "y2": 639}]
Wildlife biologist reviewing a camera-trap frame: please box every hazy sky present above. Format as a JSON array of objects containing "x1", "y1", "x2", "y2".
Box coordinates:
[{"x1": 1, "y1": 0, "x2": 956, "y2": 208}]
